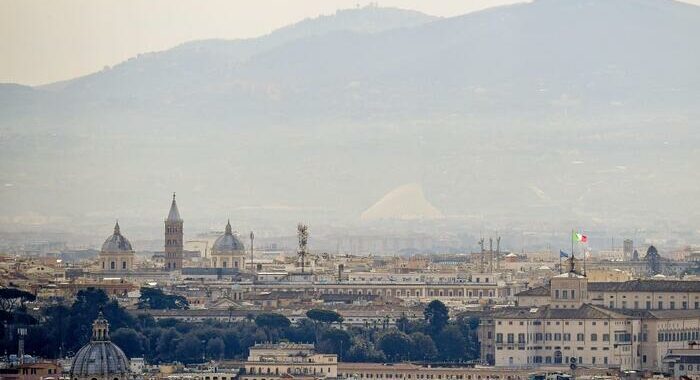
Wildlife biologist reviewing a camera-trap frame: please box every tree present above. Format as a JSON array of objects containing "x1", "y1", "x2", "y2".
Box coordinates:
[
  {"x1": 176, "y1": 333, "x2": 203, "y2": 363},
  {"x1": 155, "y1": 328, "x2": 181, "y2": 362},
  {"x1": 345, "y1": 337, "x2": 386, "y2": 363},
  {"x1": 138, "y1": 287, "x2": 189, "y2": 310},
  {"x1": 424, "y1": 300, "x2": 449, "y2": 334},
  {"x1": 306, "y1": 309, "x2": 343, "y2": 324},
  {"x1": 409, "y1": 332, "x2": 437, "y2": 361},
  {"x1": 377, "y1": 331, "x2": 411, "y2": 361},
  {"x1": 222, "y1": 331, "x2": 241, "y2": 358},
  {"x1": 206, "y1": 337, "x2": 225, "y2": 360},
  {"x1": 317, "y1": 328, "x2": 351, "y2": 359},
  {"x1": 254, "y1": 313, "x2": 291, "y2": 329},
  {"x1": 0, "y1": 288, "x2": 36, "y2": 314},
  {"x1": 287, "y1": 318, "x2": 316, "y2": 343},
  {"x1": 435, "y1": 325, "x2": 466, "y2": 361},
  {"x1": 112, "y1": 328, "x2": 147, "y2": 357}
]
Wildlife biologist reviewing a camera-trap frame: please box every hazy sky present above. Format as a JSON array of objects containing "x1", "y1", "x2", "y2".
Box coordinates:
[{"x1": 0, "y1": 0, "x2": 536, "y2": 86}]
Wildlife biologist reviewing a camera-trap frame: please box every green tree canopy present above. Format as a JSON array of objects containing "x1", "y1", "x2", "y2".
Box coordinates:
[
  {"x1": 317, "y1": 328, "x2": 351, "y2": 359},
  {"x1": 377, "y1": 331, "x2": 411, "y2": 361},
  {"x1": 111, "y1": 328, "x2": 148, "y2": 358},
  {"x1": 254, "y1": 313, "x2": 291, "y2": 329},
  {"x1": 176, "y1": 333, "x2": 203, "y2": 364},
  {"x1": 424, "y1": 300, "x2": 449, "y2": 334},
  {"x1": 0, "y1": 288, "x2": 36, "y2": 313},
  {"x1": 435, "y1": 325, "x2": 466, "y2": 361},
  {"x1": 206, "y1": 337, "x2": 225, "y2": 360},
  {"x1": 306, "y1": 309, "x2": 343, "y2": 324},
  {"x1": 409, "y1": 332, "x2": 437, "y2": 361}
]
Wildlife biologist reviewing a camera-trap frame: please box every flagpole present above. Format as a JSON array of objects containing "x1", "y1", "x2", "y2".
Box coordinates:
[{"x1": 571, "y1": 228, "x2": 574, "y2": 261}]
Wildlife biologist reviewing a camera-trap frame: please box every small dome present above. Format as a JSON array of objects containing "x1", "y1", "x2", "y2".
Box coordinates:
[
  {"x1": 101, "y1": 222, "x2": 133, "y2": 253},
  {"x1": 70, "y1": 313, "x2": 129, "y2": 379},
  {"x1": 212, "y1": 220, "x2": 245, "y2": 254}
]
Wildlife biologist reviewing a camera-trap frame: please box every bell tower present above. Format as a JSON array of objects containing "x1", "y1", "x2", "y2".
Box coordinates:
[{"x1": 165, "y1": 193, "x2": 183, "y2": 270}]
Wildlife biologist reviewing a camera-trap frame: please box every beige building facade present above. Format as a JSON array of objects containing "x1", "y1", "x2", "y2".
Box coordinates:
[{"x1": 241, "y1": 343, "x2": 337, "y2": 380}]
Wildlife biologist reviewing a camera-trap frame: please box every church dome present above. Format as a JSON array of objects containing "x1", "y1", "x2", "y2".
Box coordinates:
[
  {"x1": 212, "y1": 220, "x2": 245, "y2": 254},
  {"x1": 70, "y1": 313, "x2": 130, "y2": 380},
  {"x1": 101, "y1": 222, "x2": 133, "y2": 253}
]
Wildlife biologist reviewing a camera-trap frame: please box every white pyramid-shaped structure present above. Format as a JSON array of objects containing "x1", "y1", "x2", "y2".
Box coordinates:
[{"x1": 360, "y1": 183, "x2": 444, "y2": 221}]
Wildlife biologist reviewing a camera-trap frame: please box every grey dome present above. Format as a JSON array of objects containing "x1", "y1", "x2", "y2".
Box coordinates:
[
  {"x1": 101, "y1": 222, "x2": 133, "y2": 253},
  {"x1": 212, "y1": 220, "x2": 244, "y2": 254},
  {"x1": 70, "y1": 313, "x2": 129, "y2": 379},
  {"x1": 70, "y1": 341, "x2": 130, "y2": 378}
]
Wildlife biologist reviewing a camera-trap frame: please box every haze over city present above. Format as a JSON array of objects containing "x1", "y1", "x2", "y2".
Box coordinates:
[
  {"x1": 3, "y1": 2, "x2": 700, "y2": 380},
  {"x1": 1, "y1": 0, "x2": 700, "y2": 252}
]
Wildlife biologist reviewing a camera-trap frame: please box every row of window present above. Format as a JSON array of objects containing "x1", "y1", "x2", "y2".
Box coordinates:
[
  {"x1": 659, "y1": 330, "x2": 700, "y2": 342},
  {"x1": 339, "y1": 373, "x2": 518, "y2": 380},
  {"x1": 495, "y1": 332, "x2": 631, "y2": 344},
  {"x1": 553, "y1": 289, "x2": 578, "y2": 299},
  {"x1": 318, "y1": 288, "x2": 495, "y2": 298},
  {"x1": 610, "y1": 300, "x2": 699, "y2": 310},
  {"x1": 247, "y1": 366, "x2": 332, "y2": 375},
  {"x1": 102, "y1": 260, "x2": 129, "y2": 269}
]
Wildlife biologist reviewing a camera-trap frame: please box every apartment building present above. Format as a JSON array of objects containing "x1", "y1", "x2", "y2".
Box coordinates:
[
  {"x1": 480, "y1": 263, "x2": 700, "y2": 372},
  {"x1": 239, "y1": 343, "x2": 337, "y2": 380}
]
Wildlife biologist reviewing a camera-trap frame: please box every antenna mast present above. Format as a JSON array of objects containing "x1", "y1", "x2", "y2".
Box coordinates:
[
  {"x1": 478, "y1": 238, "x2": 485, "y2": 273},
  {"x1": 297, "y1": 223, "x2": 309, "y2": 273},
  {"x1": 250, "y1": 231, "x2": 255, "y2": 272}
]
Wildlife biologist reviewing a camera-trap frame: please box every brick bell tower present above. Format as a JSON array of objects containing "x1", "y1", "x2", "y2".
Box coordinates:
[{"x1": 164, "y1": 193, "x2": 183, "y2": 270}]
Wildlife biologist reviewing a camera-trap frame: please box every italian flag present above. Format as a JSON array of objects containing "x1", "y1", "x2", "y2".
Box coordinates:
[{"x1": 573, "y1": 231, "x2": 588, "y2": 243}]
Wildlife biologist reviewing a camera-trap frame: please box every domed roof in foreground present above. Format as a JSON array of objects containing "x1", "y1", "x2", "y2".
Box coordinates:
[
  {"x1": 70, "y1": 313, "x2": 129, "y2": 379},
  {"x1": 212, "y1": 220, "x2": 245, "y2": 254},
  {"x1": 101, "y1": 222, "x2": 133, "y2": 253}
]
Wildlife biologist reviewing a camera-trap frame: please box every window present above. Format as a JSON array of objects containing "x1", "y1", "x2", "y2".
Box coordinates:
[
  {"x1": 496, "y1": 333, "x2": 503, "y2": 343},
  {"x1": 671, "y1": 301, "x2": 676, "y2": 310},
  {"x1": 563, "y1": 333, "x2": 571, "y2": 341},
  {"x1": 577, "y1": 333, "x2": 584, "y2": 341},
  {"x1": 591, "y1": 333, "x2": 597, "y2": 341},
  {"x1": 646, "y1": 301, "x2": 651, "y2": 309},
  {"x1": 659, "y1": 301, "x2": 663, "y2": 309},
  {"x1": 122, "y1": 261, "x2": 126, "y2": 269},
  {"x1": 602, "y1": 334, "x2": 610, "y2": 342},
  {"x1": 563, "y1": 290, "x2": 569, "y2": 299},
  {"x1": 555, "y1": 289, "x2": 560, "y2": 298},
  {"x1": 572, "y1": 290, "x2": 576, "y2": 299},
  {"x1": 111, "y1": 261, "x2": 115, "y2": 269},
  {"x1": 507, "y1": 333, "x2": 514, "y2": 344},
  {"x1": 604, "y1": 356, "x2": 608, "y2": 365},
  {"x1": 518, "y1": 333, "x2": 525, "y2": 343}
]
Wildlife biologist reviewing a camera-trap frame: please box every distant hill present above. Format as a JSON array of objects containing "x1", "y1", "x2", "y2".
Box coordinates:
[{"x1": 1, "y1": 0, "x2": 699, "y2": 242}]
